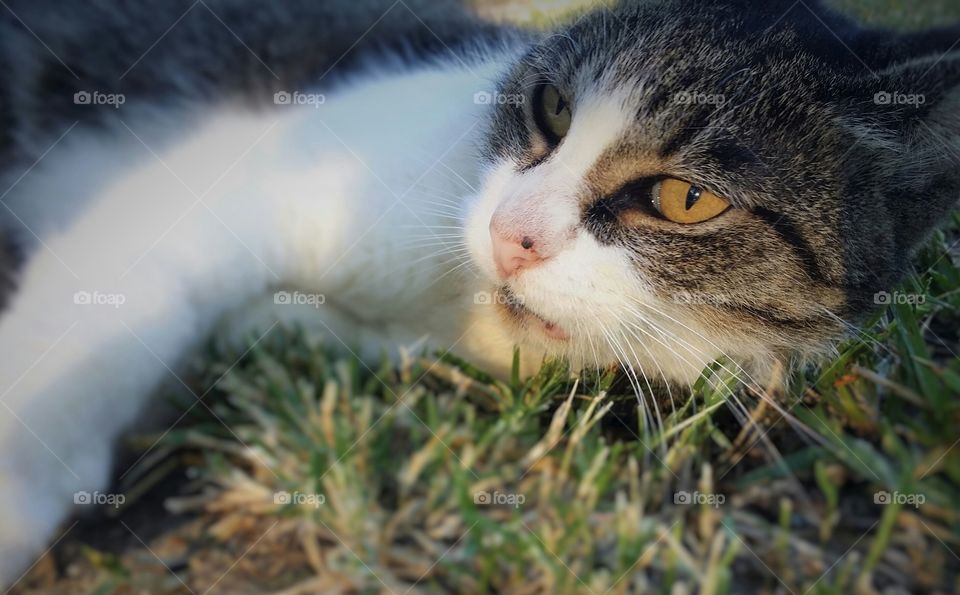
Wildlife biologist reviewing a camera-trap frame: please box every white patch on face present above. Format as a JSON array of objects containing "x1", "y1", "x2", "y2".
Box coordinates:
[
  {"x1": 464, "y1": 88, "x2": 745, "y2": 385},
  {"x1": 484, "y1": 91, "x2": 638, "y2": 251},
  {"x1": 467, "y1": 89, "x2": 638, "y2": 276}
]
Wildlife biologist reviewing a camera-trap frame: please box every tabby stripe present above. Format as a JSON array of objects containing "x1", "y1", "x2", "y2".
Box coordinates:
[{"x1": 752, "y1": 207, "x2": 824, "y2": 281}]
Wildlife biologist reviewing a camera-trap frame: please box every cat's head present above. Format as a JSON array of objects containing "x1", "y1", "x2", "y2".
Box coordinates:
[{"x1": 464, "y1": 0, "x2": 960, "y2": 385}]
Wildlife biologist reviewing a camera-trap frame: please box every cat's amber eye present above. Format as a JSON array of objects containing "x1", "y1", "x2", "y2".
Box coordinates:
[
  {"x1": 534, "y1": 84, "x2": 572, "y2": 143},
  {"x1": 652, "y1": 178, "x2": 731, "y2": 224}
]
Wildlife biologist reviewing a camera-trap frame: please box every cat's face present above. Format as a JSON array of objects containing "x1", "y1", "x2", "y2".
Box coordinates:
[{"x1": 464, "y1": 0, "x2": 960, "y2": 385}]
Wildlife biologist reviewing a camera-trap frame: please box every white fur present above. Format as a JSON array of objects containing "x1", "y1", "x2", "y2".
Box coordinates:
[{"x1": 0, "y1": 55, "x2": 546, "y2": 586}]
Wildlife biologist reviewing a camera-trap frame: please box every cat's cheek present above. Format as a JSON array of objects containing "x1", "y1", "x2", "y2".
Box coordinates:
[{"x1": 516, "y1": 236, "x2": 641, "y2": 303}]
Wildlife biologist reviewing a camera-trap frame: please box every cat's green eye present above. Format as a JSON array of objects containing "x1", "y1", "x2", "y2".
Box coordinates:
[
  {"x1": 652, "y1": 178, "x2": 731, "y2": 224},
  {"x1": 534, "y1": 84, "x2": 572, "y2": 143}
]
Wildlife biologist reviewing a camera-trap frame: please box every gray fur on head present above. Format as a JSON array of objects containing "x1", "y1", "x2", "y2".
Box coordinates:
[{"x1": 483, "y1": 0, "x2": 960, "y2": 360}]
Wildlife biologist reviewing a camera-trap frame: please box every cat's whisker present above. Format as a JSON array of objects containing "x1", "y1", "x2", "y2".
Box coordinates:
[
  {"x1": 623, "y1": 300, "x2": 795, "y2": 415},
  {"x1": 395, "y1": 247, "x2": 466, "y2": 263},
  {"x1": 818, "y1": 306, "x2": 897, "y2": 358},
  {"x1": 516, "y1": 75, "x2": 558, "y2": 93},
  {"x1": 403, "y1": 237, "x2": 466, "y2": 251},
  {"x1": 589, "y1": 315, "x2": 643, "y2": 398},
  {"x1": 424, "y1": 256, "x2": 482, "y2": 289},
  {"x1": 590, "y1": 311, "x2": 664, "y2": 448},
  {"x1": 603, "y1": 307, "x2": 674, "y2": 425},
  {"x1": 399, "y1": 224, "x2": 465, "y2": 232},
  {"x1": 414, "y1": 211, "x2": 464, "y2": 222},
  {"x1": 721, "y1": 390, "x2": 799, "y2": 476},
  {"x1": 403, "y1": 241, "x2": 468, "y2": 256},
  {"x1": 435, "y1": 162, "x2": 480, "y2": 194},
  {"x1": 611, "y1": 306, "x2": 692, "y2": 420},
  {"x1": 626, "y1": 304, "x2": 748, "y2": 421},
  {"x1": 408, "y1": 198, "x2": 464, "y2": 212},
  {"x1": 403, "y1": 152, "x2": 474, "y2": 188},
  {"x1": 399, "y1": 230, "x2": 465, "y2": 239},
  {"x1": 579, "y1": 317, "x2": 607, "y2": 396},
  {"x1": 619, "y1": 303, "x2": 723, "y2": 385},
  {"x1": 617, "y1": 305, "x2": 704, "y2": 375},
  {"x1": 408, "y1": 247, "x2": 472, "y2": 268},
  {"x1": 398, "y1": 233, "x2": 464, "y2": 242},
  {"x1": 625, "y1": 297, "x2": 764, "y2": 386},
  {"x1": 397, "y1": 225, "x2": 466, "y2": 240},
  {"x1": 404, "y1": 189, "x2": 469, "y2": 208},
  {"x1": 625, "y1": 298, "x2": 831, "y2": 457},
  {"x1": 394, "y1": 237, "x2": 466, "y2": 252},
  {"x1": 613, "y1": 323, "x2": 668, "y2": 440},
  {"x1": 413, "y1": 198, "x2": 464, "y2": 212},
  {"x1": 614, "y1": 304, "x2": 810, "y2": 487}
]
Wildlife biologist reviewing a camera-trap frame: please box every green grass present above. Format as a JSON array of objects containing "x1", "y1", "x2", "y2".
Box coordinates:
[
  {"x1": 831, "y1": 0, "x2": 960, "y2": 29},
  {"x1": 76, "y1": 215, "x2": 957, "y2": 594},
  {"x1": 32, "y1": 2, "x2": 960, "y2": 594}
]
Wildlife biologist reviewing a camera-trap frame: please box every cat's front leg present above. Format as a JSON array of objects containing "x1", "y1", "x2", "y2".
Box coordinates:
[{"x1": 0, "y1": 193, "x2": 286, "y2": 587}]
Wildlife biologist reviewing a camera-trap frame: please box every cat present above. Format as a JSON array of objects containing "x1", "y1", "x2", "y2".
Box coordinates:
[{"x1": 0, "y1": 0, "x2": 958, "y2": 586}]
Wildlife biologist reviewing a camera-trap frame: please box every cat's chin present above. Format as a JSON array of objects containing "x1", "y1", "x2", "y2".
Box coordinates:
[{"x1": 494, "y1": 287, "x2": 570, "y2": 342}]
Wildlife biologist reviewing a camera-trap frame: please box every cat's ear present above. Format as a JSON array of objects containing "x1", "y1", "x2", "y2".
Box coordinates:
[
  {"x1": 851, "y1": 26, "x2": 960, "y2": 71},
  {"x1": 865, "y1": 47, "x2": 960, "y2": 150},
  {"x1": 854, "y1": 47, "x2": 960, "y2": 250}
]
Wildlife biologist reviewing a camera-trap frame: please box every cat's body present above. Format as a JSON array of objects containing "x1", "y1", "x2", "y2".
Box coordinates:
[
  {"x1": 0, "y1": 4, "x2": 539, "y2": 581},
  {"x1": 1, "y1": 0, "x2": 958, "y2": 586}
]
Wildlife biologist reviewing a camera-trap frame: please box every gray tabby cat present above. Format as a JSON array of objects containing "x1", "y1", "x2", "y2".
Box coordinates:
[{"x1": 0, "y1": 0, "x2": 957, "y2": 586}]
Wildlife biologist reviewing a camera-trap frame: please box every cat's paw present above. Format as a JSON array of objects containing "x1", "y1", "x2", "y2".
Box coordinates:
[
  {"x1": 0, "y1": 416, "x2": 113, "y2": 588},
  {"x1": 0, "y1": 468, "x2": 74, "y2": 588}
]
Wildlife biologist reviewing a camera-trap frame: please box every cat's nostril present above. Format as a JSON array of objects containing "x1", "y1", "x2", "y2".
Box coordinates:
[{"x1": 491, "y1": 232, "x2": 545, "y2": 278}]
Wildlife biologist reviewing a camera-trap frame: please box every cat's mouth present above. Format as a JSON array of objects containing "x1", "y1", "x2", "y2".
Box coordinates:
[{"x1": 495, "y1": 287, "x2": 570, "y2": 341}]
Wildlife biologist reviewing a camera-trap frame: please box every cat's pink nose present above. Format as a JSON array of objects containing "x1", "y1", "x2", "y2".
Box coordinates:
[{"x1": 491, "y1": 232, "x2": 544, "y2": 278}]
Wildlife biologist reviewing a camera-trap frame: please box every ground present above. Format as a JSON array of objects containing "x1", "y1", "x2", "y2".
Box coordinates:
[{"x1": 10, "y1": 1, "x2": 960, "y2": 594}]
